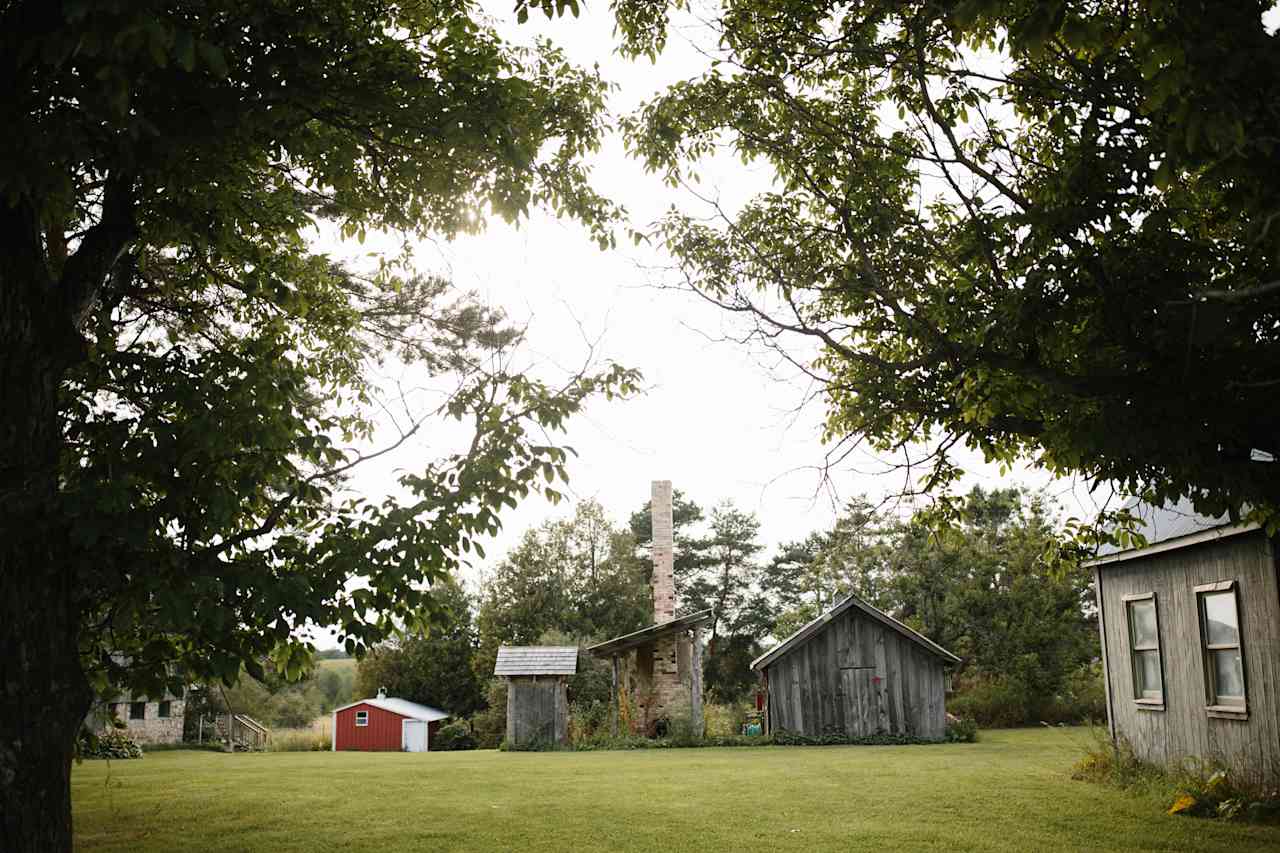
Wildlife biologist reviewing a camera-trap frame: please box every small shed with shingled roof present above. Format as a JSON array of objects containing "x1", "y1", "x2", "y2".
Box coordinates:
[{"x1": 494, "y1": 645, "x2": 577, "y2": 747}]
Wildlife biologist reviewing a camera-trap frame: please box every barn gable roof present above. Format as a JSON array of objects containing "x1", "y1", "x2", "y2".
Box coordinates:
[
  {"x1": 332, "y1": 696, "x2": 449, "y2": 722},
  {"x1": 751, "y1": 593, "x2": 960, "y2": 671},
  {"x1": 494, "y1": 645, "x2": 578, "y2": 676}
]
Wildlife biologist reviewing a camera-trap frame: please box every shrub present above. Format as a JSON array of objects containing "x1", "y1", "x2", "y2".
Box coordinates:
[
  {"x1": 470, "y1": 679, "x2": 507, "y2": 749},
  {"x1": 572, "y1": 734, "x2": 662, "y2": 751},
  {"x1": 663, "y1": 696, "x2": 701, "y2": 746},
  {"x1": 1167, "y1": 761, "x2": 1280, "y2": 822},
  {"x1": 499, "y1": 735, "x2": 567, "y2": 752},
  {"x1": 1070, "y1": 733, "x2": 1155, "y2": 788},
  {"x1": 1060, "y1": 662, "x2": 1108, "y2": 722},
  {"x1": 142, "y1": 742, "x2": 223, "y2": 753},
  {"x1": 944, "y1": 717, "x2": 979, "y2": 743},
  {"x1": 1072, "y1": 733, "x2": 1280, "y2": 823},
  {"x1": 568, "y1": 699, "x2": 610, "y2": 745},
  {"x1": 703, "y1": 703, "x2": 750, "y2": 737},
  {"x1": 432, "y1": 721, "x2": 477, "y2": 751},
  {"x1": 771, "y1": 729, "x2": 941, "y2": 747},
  {"x1": 573, "y1": 733, "x2": 773, "y2": 751},
  {"x1": 947, "y1": 676, "x2": 1033, "y2": 727},
  {"x1": 78, "y1": 729, "x2": 143, "y2": 760},
  {"x1": 949, "y1": 664, "x2": 1105, "y2": 728}
]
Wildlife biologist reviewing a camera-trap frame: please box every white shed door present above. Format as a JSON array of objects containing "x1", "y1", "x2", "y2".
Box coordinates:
[{"x1": 403, "y1": 720, "x2": 428, "y2": 752}]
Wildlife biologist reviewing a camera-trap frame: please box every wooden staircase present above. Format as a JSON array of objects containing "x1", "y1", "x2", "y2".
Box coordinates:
[{"x1": 214, "y1": 713, "x2": 271, "y2": 751}]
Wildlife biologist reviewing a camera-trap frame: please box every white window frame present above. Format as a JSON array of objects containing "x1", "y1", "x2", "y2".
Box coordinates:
[
  {"x1": 1194, "y1": 580, "x2": 1248, "y2": 718},
  {"x1": 1122, "y1": 592, "x2": 1164, "y2": 709},
  {"x1": 355, "y1": 710, "x2": 369, "y2": 727}
]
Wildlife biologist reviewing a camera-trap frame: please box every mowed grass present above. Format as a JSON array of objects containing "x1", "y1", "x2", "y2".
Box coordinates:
[{"x1": 73, "y1": 729, "x2": 1278, "y2": 853}]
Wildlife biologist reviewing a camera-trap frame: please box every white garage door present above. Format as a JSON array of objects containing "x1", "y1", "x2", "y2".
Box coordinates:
[{"x1": 402, "y1": 720, "x2": 428, "y2": 752}]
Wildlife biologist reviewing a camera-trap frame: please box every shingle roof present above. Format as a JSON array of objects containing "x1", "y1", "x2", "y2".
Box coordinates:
[
  {"x1": 493, "y1": 646, "x2": 578, "y2": 676},
  {"x1": 750, "y1": 593, "x2": 960, "y2": 671}
]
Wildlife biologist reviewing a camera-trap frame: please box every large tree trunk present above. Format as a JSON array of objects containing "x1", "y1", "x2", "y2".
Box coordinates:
[{"x1": 0, "y1": 218, "x2": 94, "y2": 853}]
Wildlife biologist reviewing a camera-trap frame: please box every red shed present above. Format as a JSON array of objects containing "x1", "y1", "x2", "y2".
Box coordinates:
[{"x1": 332, "y1": 689, "x2": 449, "y2": 752}]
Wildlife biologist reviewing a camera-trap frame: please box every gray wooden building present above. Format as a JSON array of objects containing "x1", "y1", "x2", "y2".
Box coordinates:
[
  {"x1": 751, "y1": 593, "x2": 960, "y2": 740},
  {"x1": 1088, "y1": 502, "x2": 1280, "y2": 778},
  {"x1": 493, "y1": 646, "x2": 576, "y2": 747}
]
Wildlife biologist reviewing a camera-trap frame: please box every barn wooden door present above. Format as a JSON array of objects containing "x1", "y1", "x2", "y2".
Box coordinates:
[{"x1": 840, "y1": 668, "x2": 878, "y2": 736}]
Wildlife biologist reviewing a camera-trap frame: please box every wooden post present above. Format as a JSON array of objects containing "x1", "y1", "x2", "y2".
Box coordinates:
[
  {"x1": 691, "y1": 625, "x2": 704, "y2": 737},
  {"x1": 611, "y1": 655, "x2": 620, "y2": 736}
]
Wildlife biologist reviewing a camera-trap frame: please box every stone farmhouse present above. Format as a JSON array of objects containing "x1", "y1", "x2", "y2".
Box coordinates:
[{"x1": 90, "y1": 691, "x2": 186, "y2": 745}]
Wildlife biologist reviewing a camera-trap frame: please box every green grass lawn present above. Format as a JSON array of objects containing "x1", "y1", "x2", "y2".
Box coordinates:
[{"x1": 72, "y1": 728, "x2": 1278, "y2": 852}]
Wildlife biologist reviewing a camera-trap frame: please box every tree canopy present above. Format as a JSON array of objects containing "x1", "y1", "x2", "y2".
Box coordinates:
[
  {"x1": 474, "y1": 499, "x2": 651, "y2": 677},
  {"x1": 768, "y1": 488, "x2": 1098, "y2": 723},
  {"x1": 355, "y1": 581, "x2": 485, "y2": 719},
  {"x1": 616, "y1": 0, "x2": 1280, "y2": 528},
  {"x1": 1, "y1": 3, "x2": 633, "y2": 849}
]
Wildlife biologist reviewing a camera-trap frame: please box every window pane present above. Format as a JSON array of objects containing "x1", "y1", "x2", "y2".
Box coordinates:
[
  {"x1": 130, "y1": 702, "x2": 146, "y2": 720},
  {"x1": 1212, "y1": 649, "x2": 1245, "y2": 702},
  {"x1": 1136, "y1": 650, "x2": 1162, "y2": 697},
  {"x1": 1203, "y1": 592, "x2": 1239, "y2": 646},
  {"x1": 1129, "y1": 600, "x2": 1158, "y2": 647}
]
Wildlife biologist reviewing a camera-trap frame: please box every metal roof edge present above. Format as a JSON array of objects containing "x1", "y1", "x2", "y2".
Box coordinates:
[
  {"x1": 1084, "y1": 522, "x2": 1262, "y2": 568},
  {"x1": 331, "y1": 697, "x2": 449, "y2": 720},
  {"x1": 585, "y1": 608, "x2": 715, "y2": 656}
]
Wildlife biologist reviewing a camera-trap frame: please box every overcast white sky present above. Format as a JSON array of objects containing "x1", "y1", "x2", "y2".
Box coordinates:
[{"x1": 318, "y1": 2, "x2": 1123, "y2": 613}]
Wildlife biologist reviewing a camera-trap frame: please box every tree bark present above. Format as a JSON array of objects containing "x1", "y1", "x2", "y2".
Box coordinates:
[{"x1": 0, "y1": 205, "x2": 94, "y2": 853}]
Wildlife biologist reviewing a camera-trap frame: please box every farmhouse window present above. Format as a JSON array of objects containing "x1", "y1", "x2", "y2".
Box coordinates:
[
  {"x1": 355, "y1": 710, "x2": 369, "y2": 727},
  {"x1": 1123, "y1": 593, "x2": 1163, "y2": 706},
  {"x1": 1195, "y1": 581, "x2": 1246, "y2": 713},
  {"x1": 129, "y1": 702, "x2": 146, "y2": 720},
  {"x1": 158, "y1": 701, "x2": 171, "y2": 718}
]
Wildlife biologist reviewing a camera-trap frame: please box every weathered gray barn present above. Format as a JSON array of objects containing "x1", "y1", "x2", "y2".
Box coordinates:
[
  {"x1": 1089, "y1": 502, "x2": 1280, "y2": 778},
  {"x1": 493, "y1": 645, "x2": 576, "y2": 747},
  {"x1": 752, "y1": 594, "x2": 960, "y2": 739}
]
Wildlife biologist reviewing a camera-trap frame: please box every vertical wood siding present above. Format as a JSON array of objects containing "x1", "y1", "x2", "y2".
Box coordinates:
[
  {"x1": 505, "y1": 676, "x2": 569, "y2": 746},
  {"x1": 1098, "y1": 531, "x2": 1280, "y2": 778},
  {"x1": 335, "y1": 703, "x2": 408, "y2": 751},
  {"x1": 764, "y1": 609, "x2": 947, "y2": 739}
]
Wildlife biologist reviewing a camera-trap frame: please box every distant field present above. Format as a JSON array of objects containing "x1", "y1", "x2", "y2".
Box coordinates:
[
  {"x1": 71, "y1": 729, "x2": 1278, "y2": 853},
  {"x1": 316, "y1": 656, "x2": 355, "y2": 673}
]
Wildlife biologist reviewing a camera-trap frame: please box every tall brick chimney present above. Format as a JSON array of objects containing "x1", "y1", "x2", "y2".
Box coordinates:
[{"x1": 651, "y1": 480, "x2": 676, "y2": 623}]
